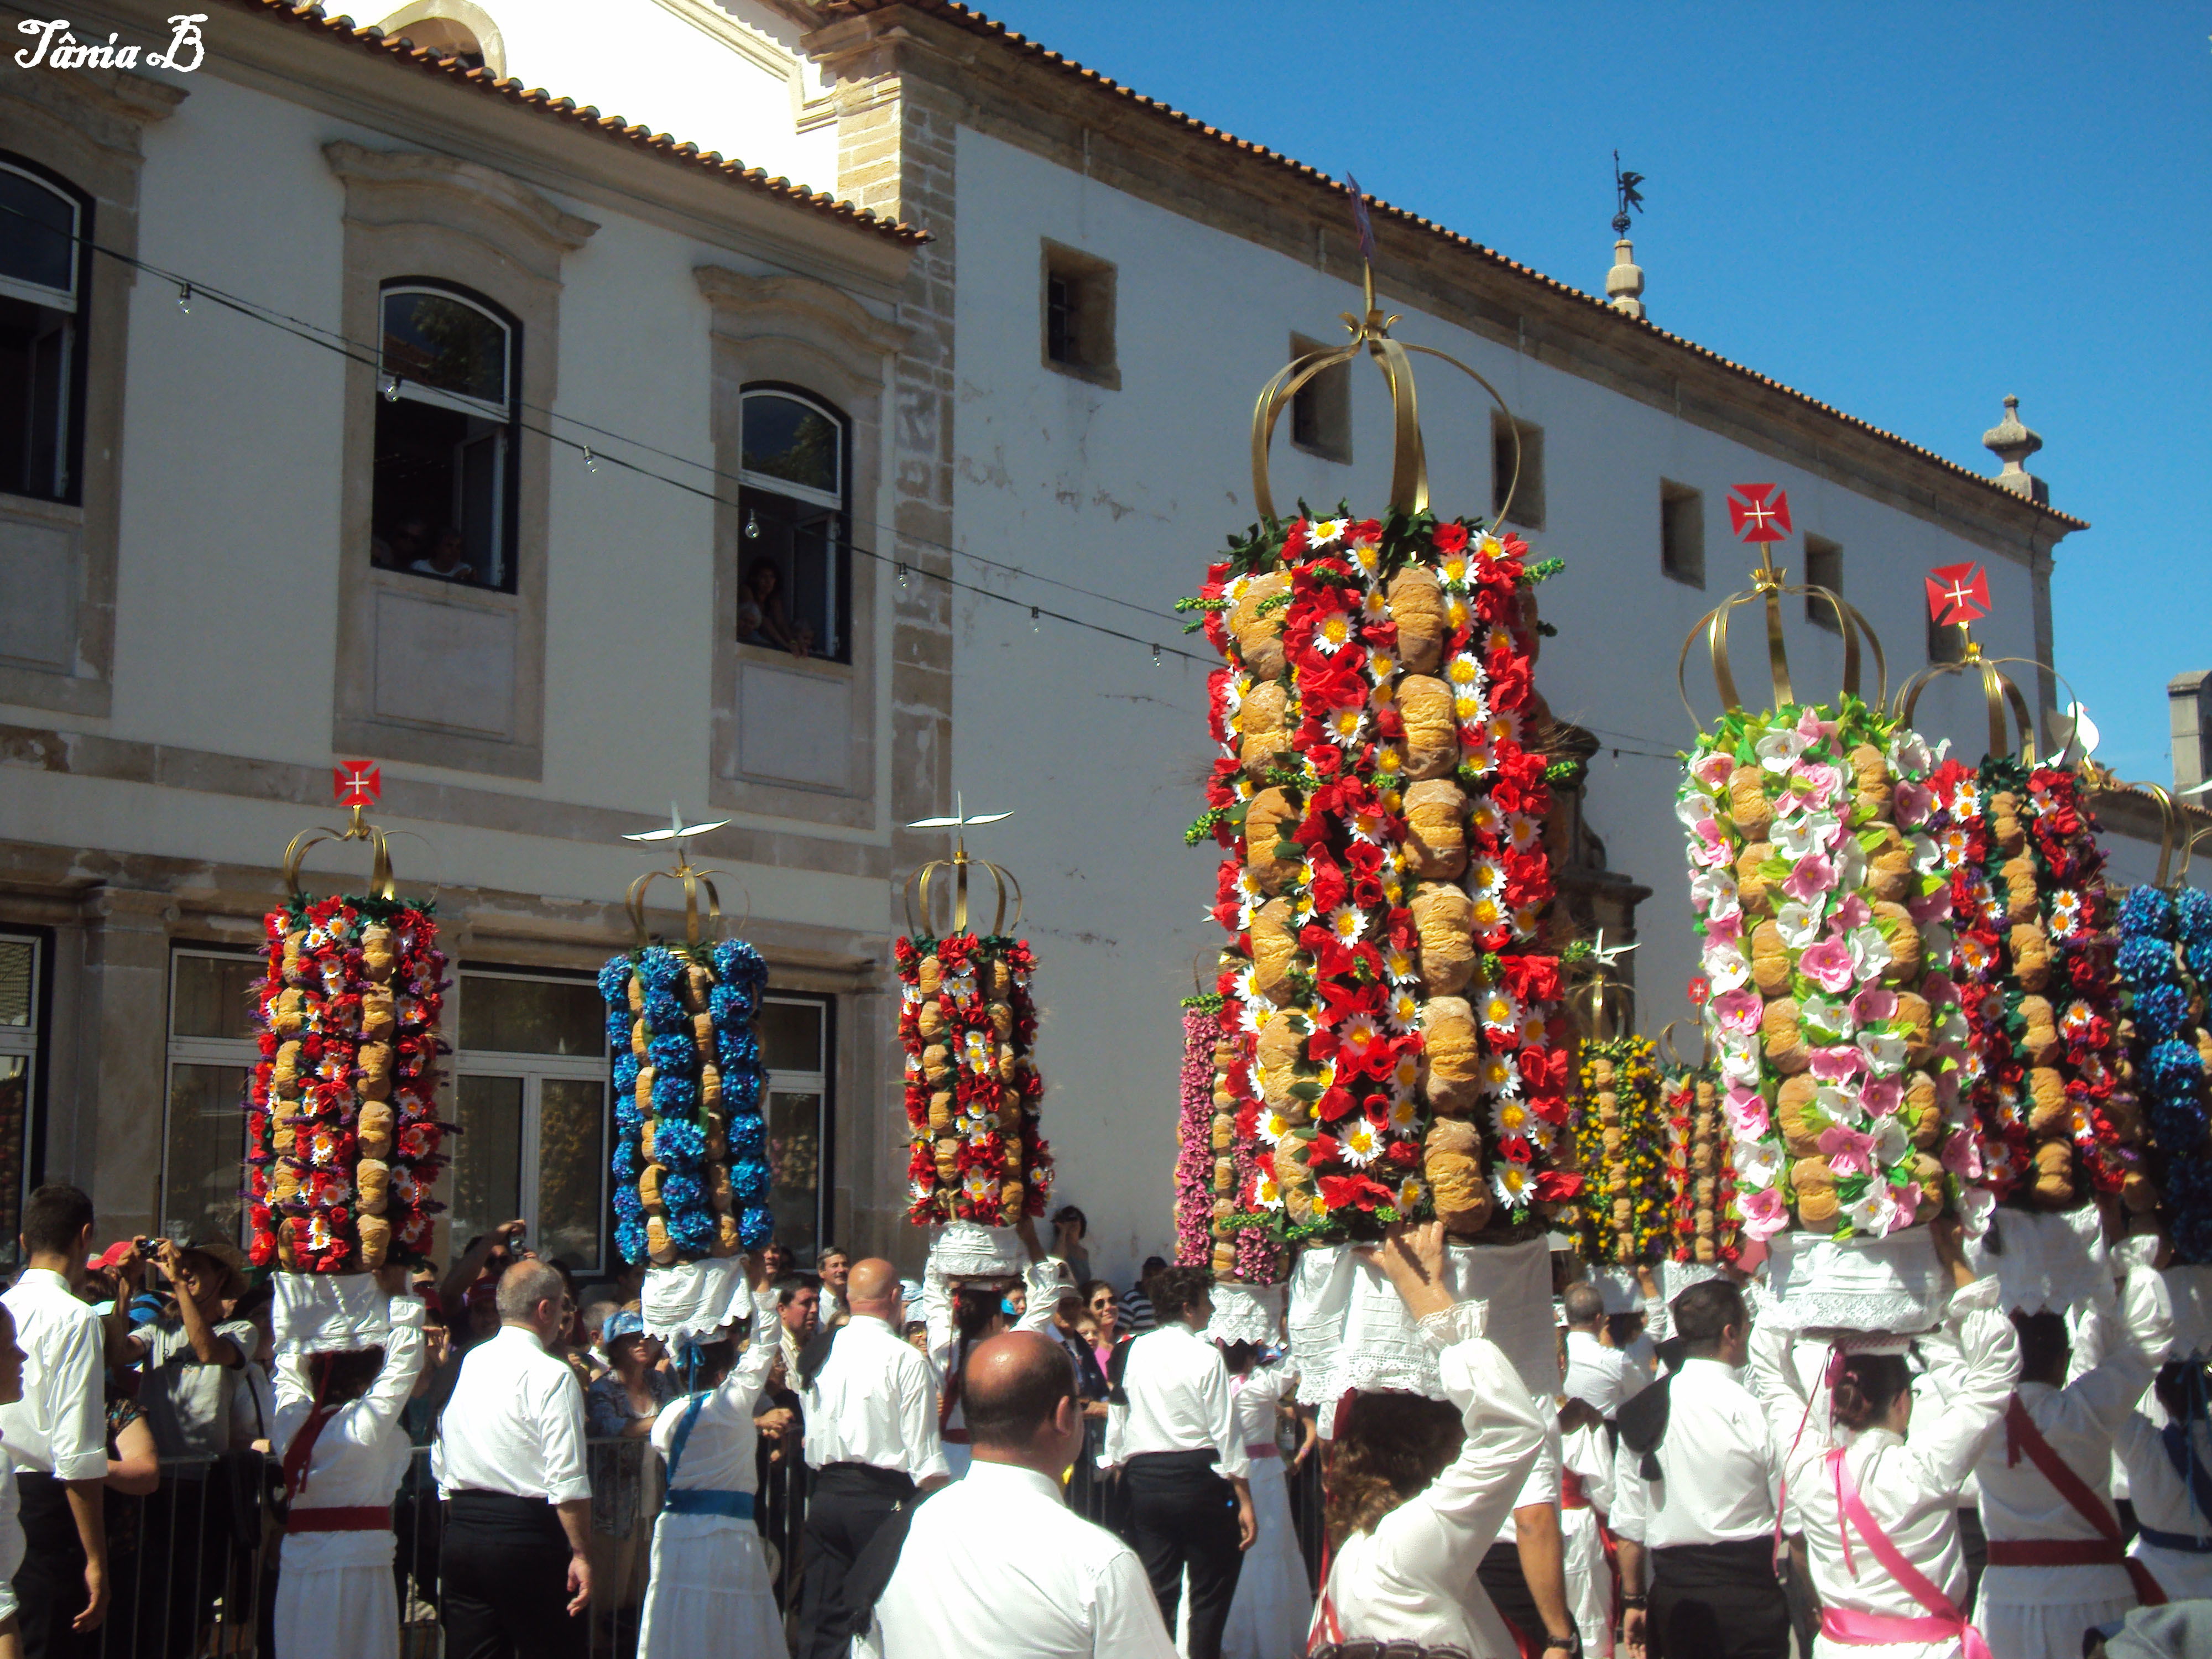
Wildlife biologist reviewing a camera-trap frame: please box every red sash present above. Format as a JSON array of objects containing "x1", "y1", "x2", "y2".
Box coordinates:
[
  {"x1": 286, "y1": 1506, "x2": 391, "y2": 1535},
  {"x1": 1561, "y1": 1466, "x2": 1622, "y2": 1641},
  {"x1": 1822, "y1": 1445, "x2": 1992, "y2": 1658},
  {"x1": 1994, "y1": 1394, "x2": 2166, "y2": 1608}
]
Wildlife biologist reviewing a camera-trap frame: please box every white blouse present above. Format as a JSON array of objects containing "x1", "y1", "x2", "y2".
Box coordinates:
[
  {"x1": 273, "y1": 1295, "x2": 427, "y2": 1571},
  {"x1": 1754, "y1": 1276, "x2": 2015, "y2": 1642},
  {"x1": 1972, "y1": 1258, "x2": 2171, "y2": 1611},
  {"x1": 1230, "y1": 1360, "x2": 1292, "y2": 1456},
  {"x1": 1314, "y1": 1302, "x2": 1547, "y2": 1657},
  {"x1": 648, "y1": 1290, "x2": 782, "y2": 1500}
]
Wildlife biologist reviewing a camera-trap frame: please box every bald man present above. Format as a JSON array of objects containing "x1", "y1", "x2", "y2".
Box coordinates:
[
  {"x1": 795, "y1": 1258, "x2": 949, "y2": 1659},
  {"x1": 434, "y1": 1258, "x2": 592, "y2": 1659},
  {"x1": 858, "y1": 1332, "x2": 1175, "y2": 1659}
]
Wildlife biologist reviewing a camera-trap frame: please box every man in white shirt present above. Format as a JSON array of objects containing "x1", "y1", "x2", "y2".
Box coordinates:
[
  {"x1": 2, "y1": 1185, "x2": 108, "y2": 1658},
  {"x1": 860, "y1": 1329, "x2": 1176, "y2": 1659},
  {"x1": 1101, "y1": 1264, "x2": 1255, "y2": 1659},
  {"x1": 1611, "y1": 1278, "x2": 1787, "y2": 1659},
  {"x1": 795, "y1": 1257, "x2": 949, "y2": 1659},
  {"x1": 819, "y1": 1246, "x2": 851, "y2": 1328},
  {"x1": 1561, "y1": 1282, "x2": 1642, "y2": 1418},
  {"x1": 434, "y1": 1259, "x2": 592, "y2": 1659}
]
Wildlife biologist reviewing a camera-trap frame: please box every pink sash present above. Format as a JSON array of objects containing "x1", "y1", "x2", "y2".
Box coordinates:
[{"x1": 1823, "y1": 1446, "x2": 1992, "y2": 1659}]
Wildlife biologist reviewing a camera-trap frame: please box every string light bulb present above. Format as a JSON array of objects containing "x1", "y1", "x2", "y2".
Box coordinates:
[
  {"x1": 175, "y1": 282, "x2": 191, "y2": 314},
  {"x1": 582, "y1": 445, "x2": 598, "y2": 474},
  {"x1": 1030, "y1": 606, "x2": 1040, "y2": 633},
  {"x1": 378, "y1": 372, "x2": 399, "y2": 403},
  {"x1": 744, "y1": 509, "x2": 760, "y2": 540},
  {"x1": 1151, "y1": 643, "x2": 1161, "y2": 667},
  {"x1": 896, "y1": 562, "x2": 910, "y2": 590}
]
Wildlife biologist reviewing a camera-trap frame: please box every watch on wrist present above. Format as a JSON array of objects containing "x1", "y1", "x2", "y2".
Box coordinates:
[
  {"x1": 1620, "y1": 1594, "x2": 1647, "y2": 1608},
  {"x1": 1542, "y1": 1630, "x2": 1582, "y2": 1659}
]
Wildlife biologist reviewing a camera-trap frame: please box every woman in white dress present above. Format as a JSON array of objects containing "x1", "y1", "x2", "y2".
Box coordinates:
[
  {"x1": 922, "y1": 1231, "x2": 1060, "y2": 1479},
  {"x1": 1751, "y1": 1220, "x2": 2017, "y2": 1659},
  {"x1": 2114, "y1": 1354, "x2": 2212, "y2": 1601},
  {"x1": 270, "y1": 1271, "x2": 425, "y2": 1659},
  {"x1": 1310, "y1": 1223, "x2": 1548, "y2": 1658},
  {"x1": 1557, "y1": 1398, "x2": 1614, "y2": 1658},
  {"x1": 637, "y1": 1253, "x2": 784, "y2": 1658},
  {"x1": 1181, "y1": 1339, "x2": 1311, "y2": 1659}
]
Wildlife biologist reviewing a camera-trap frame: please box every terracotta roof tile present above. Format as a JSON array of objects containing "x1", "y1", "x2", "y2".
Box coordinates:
[
  {"x1": 820, "y1": 0, "x2": 2085, "y2": 530},
  {"x1": 232, "y1": 1, "x2": 927, "y2": 246}
]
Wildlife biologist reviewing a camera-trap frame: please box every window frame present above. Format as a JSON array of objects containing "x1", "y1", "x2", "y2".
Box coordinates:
[
  {"x1": 0, "y1": 926, "x2": 51, "y2": 1269},
  {"x1": 759, "y1": 990, "x2": 835, "y2": 1266},
  {"x1": 1287, "y1": 333, "x2": 1352, "y2": 465},
  {"x1": 373, "y1": 278, "x2": 524, "y2": 594},
  {"x1": 1037, "y1": 241, "x2": 1120, "y2": 390},
  {"x1": 1660, "y1": 479, "x2": 1705, "y2": 588},
  {"x1": 161, "y1": 946, "x2": 262, "y2": 1249},
  {"x1": 736, "y1": 382, "x2": 853, "y2": 665},
  {"x1": 1491, "y1": 413, "x2": 1545, "y2": 531},
  {"x1": 452, "y1": 964, "x2": 613, "y2": 1275},
  {"x1": 0, "y1": 153, "x2": 93, "y2": 508},
  {"x1": 1803, "y1": 535, "x2": 1843, "y2": 631}
]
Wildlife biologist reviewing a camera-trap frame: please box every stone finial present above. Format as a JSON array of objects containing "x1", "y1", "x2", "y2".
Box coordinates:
[
  {"x1": 1606, "y1": 238, "x2": 1645, "y2": 320},
  {"x1": 1981, "y1": 394, "x2": 2047, "y2": 504}
]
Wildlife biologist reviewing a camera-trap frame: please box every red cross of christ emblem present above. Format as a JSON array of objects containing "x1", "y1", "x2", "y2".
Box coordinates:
[
  {"x1": 1727, "y1": 484, "x2": 1792, "y2": 544},
  {"x1": 333, "y1": 760, "x2": 381, "y2": 808},
  {"x1": 1924, "y1": 562, "x2": 1990, "y2": 627}
]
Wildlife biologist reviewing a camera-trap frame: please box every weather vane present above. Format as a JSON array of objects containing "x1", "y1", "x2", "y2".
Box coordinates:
[{"x1": 1611, "y1": 151, "x2": 1645, "y2": 237}]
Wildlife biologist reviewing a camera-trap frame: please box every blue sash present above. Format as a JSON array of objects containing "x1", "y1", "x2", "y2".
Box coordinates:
[
  {"x1": 659, "y1": 1389, "x2": 755, "y2": 1521},
  {"x1": 2154, "y1": 1421, "x2": 2212, "y2": 1547}
]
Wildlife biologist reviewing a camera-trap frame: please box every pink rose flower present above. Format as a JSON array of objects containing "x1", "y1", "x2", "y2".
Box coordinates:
[
  {"x1": 1809, "y1": 1045, "x2": 1866, "y2": 1083},
  {"x1": 1861, "y1": 1076, "x2": 1903, "y2": 1117},
  {"x1": 1688, "y1": 820, "x2": 1734, "y2": 870},
  {"x1": 1705, "y1": 910, "x2": 1744, "y2": 946},
  {"x1": 1942, "y1": 1131, "x2": 1983, "y2": 1178},
  {"x1": 1711, "y1": 988, "x2": 1765, "y2": 1037},
  {"x1": 1886, "y1": 1182, "x2": 1920, "y2": 1229},
  {"x1": 1797, "y1": 936, "x2": 1855, "y2": 994},
  {"x1": 1818, "y1": 1123, "x2": 1877, "y2": 1176},
  {"x1": 1832, "y1": 893, "x2": 1872, "y2": 932},
  {"x1": 1849, "y1": 986, "x2": 1896, "y2": 1027},
  {"x1": 1893, "y1": 779, "x2": 1932, "y2": 828},
  {"x1": 1724, "y1": 1086, "x2": 1771, "y2": 1138},
  {"x1": 1794, "y1": 707, "x2": 1835, "y2": 743},
  {"x1": 1782, "y1": 854, "x2": 1838, "y2": 905},
  {"x1": 1692, "y1": 751, "x2": 1734, "y2": 790},
  {"x1": 1794, "y1": 761, "x2": 1846, "y2": 810},
  {"x1": 1741, "y1": 1186, "x2": 1790, "y2": 1241}
]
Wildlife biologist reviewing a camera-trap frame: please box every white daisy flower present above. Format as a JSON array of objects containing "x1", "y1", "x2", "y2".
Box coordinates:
[
  {"x1": 1328, "y1": 905, "x2": 1368, "y2": 945},
  {"x1": 1366, "y1": 648, "x2": 1399, "y2": 685},
  {"x1": 1391, "y1": 1051, "x2": 1423, "y2": 1095},
  {"x1": 1384, "y1": 945, "x2": 1421, "y2": 985},
  {"x1": 1348, "y1": 804, "x2": 1393, "y2": 844},
  {"x1": 1490, "y1": 1161, "x2": 1533, "y2": 1211},
  {"x1": 1312, "y1": 611, "x2": 1357, "y2": 655},
  {"x1": 1396, "y1": 1175, "x2": 1426, "y2": 1211},
  {"x1": 1477, "y1": 1051, "x2": 1522, "y2": 1098},
  {"x1": 1257, "y1": 1107, "x2": 1291, "y2": 1145},
  {"x1": 1468, "y1": 795, "x2": 1504, "y2": 838},
  {"x1": 1308, "y1": 518, "x2": 1347, "y2": 549},
  {"x1": 1490, "y1": 1096, "x2": 1535, "y2": 1140},
  {"x1": 1469, "y1": 857, "x2": 1507, "y2": 895},
  {"x1": 1350, "y1": 539, "x2": 1385, "y2": 580},
  {"x1": 1326, "y1": 705, "x2": 1366, "y2": 746},
  {"x1": 1507, "y1": 815, "x2": 1542, "y2": 853},
  {"x1": 1387, "y1": 1095, "x2": 1422, "y2": 1134},
  {"x1": 1386, "y1": 987, "x2": 1422, "y2": 1033},
  {"x1": 1250, "y1": 1170, "x2": 1284, "y2": 1210},
  {"x1": 1468, "y1": 891, "x2": 1507, "y2": 935},
  {"x1": 1477, "y1": 984, "x2": 1522, "y2": 1031},
  {"x1": 1340, "y1": 1121, "x2": 1382, "y2": 1166}
]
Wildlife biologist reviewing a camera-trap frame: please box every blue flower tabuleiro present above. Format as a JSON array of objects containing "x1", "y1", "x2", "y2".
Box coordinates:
[
  {"x1": 2119, "y1": 885, "x2": 2212, "y2": 1264},
  {"x1": 601, "y1": 938, "x2": 774, "y2": 1269}
]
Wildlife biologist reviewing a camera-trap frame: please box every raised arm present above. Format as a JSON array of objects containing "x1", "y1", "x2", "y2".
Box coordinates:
[
  {"x1": 354, "y1": 1286, "x2": 428, "y2": 1437},
  {"x1": 728, "y1": 1256, "x2": 784, "y2": 1406},
  {"x1": 1015, "y1": 1258, "x2": 1062, "y2": 1338},
  {"x1": 2067, "y1": 1239, "x2": 2174, "y2": 1435}
]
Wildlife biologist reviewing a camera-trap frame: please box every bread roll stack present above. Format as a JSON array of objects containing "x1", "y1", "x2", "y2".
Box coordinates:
[
  {"x1": 1661, "y1": 1065, "x2": 1743, "y2": 1268},
  {"x1": 601, "y1": 940, "x2": 776, "y2": 1267},
  {"x1": 246, "y1": 899, "x2": 449, "y2": 1274},
  {"x1": 895, "y1": 932, "x2": 1052, "y2": 1229},
  {"x1": 1567, "y1": 1036, "x2": 1666, "y2": 1266},
  {"x1": 1189, "y1": 510, "x2": 1572, "y2": 1251}
]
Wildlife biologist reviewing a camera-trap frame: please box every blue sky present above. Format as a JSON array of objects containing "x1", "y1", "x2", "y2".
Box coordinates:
[{"x1": 979, "y1": 1, "x2": 2211, "y2": 785}]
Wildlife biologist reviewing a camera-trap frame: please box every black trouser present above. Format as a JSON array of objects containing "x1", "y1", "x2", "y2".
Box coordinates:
[
  {"x1": 1648, "y1": 1538, "x2": 1790, "y2": 1659},
  {"x1": 1957, "y1": 1503, "x2": 1987, "y2": 1612},
  {"x1": 1123, "y1": 1451, "x2": 1243, "y2": 1659},
  {"x1": 1478, "y1": 1536, "x2": 1546, "y2": 1649},
  {"x1": 440, "y1": 1491, "x2": 585, "y2": 1659},
  {"x1": 795, "y1": 1462, "x2": 916, "y2": 1659},
  {"x1": 14, "y1": 1473, "x2": 96, "y2": 1659}
]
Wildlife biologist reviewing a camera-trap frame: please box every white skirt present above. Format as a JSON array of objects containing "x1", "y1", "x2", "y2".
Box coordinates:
[
  {"x1": 1975, "y1": 1595, "x2": 2136, "y2": 1659},
  {"x1": 637, "y1": 1511, "x2": 785, "y2": 1659},
  {"x1": 1215, "y1": 1458, "x2": 1311, "y2": 1659},
  {"x1": 274, "y1": 1558, "x2": 399, "y2": 1659},
  {"x1": 2131, "y1": 1539, "x2": 2212, "y2": 1603}
]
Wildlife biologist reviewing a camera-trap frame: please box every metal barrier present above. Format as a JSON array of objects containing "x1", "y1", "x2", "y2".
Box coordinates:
[{"x1": 90, "y1": 1431, "x2": 1323, "y2": 1656}]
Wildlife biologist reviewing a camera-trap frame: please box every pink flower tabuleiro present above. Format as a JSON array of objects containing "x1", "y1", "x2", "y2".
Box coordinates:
[
  {"x1": 1818, "y1": 1123, "x2": 1878, "y2": 1177},
  {"x1": 1797, "y1": 936, "x2": 1855, "y2": 995},
  {"x1": 1782, "y1": 854, "x2": 1838, "y2": 905},
  {"x1": 1710, "y1": 988, "x2": 1764, "y2": 1037},
  {"x1": 1741, "y1": 1186, "x2": 1789, "y2": 1241}
]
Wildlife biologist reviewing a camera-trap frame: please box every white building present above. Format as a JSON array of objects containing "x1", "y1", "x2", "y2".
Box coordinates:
[{"x1": 0, "y1": 0, "x2": 2189, "y2": 1283}]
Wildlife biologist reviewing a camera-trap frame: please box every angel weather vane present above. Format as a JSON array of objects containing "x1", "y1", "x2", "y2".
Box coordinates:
[{"x1": 1611, "y1": 152, "x2": 1645, "y2": 237}]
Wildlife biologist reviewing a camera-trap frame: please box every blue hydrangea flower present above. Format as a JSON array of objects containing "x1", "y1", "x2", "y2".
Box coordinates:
[
  {"x1": 712, "y1": 939, "x2": 767, "y2": 993},
  {"x1": 731, "y1": 1160, "x2": 771, "y2": 1204},
  {"x1": 2177, "y1": 886, "x2": 2212, "y2": 946},
  {"x1": 2133, "y1": 984, "x2": 2190, "y2": 1043},
  {"x1": 613, "y1": 1184, "x2": 643, "y2": 1221},
  {"x1": 648, "y1": 1034, "x2": 695, "y2": 1074},
  {"x1": 639, "y1": 948, "x2": 684, "y2": 992},
  {"x1": 739, "y1": 1206, "x2": 775, "y2": 1250},
  {"x1": 661, "y1": 1171, "x2": 707, "y2": 1215},
  {"x1": 722, "y1": 1071, "x2": 763, "y2": 1114},
  {"x1": 2120, "y1": 886, "x2": 2176, "y2": 942},
  {"x1": 643, "y1": 988, "x2": 687, "y2": 1036},
  {"x1": 616, "y1": 1219, "x2": 648, "y2": 1265},
  {"x1": 653, "y1": 1119, "x2": 707, "y2": 1172},
  {"x1": 728, "y1": 1115, "x2": 766, "y2": 1160},
  {"x1": 2119, "y1": 936, "x2": 2181, "y2": 990},
  {"x1": 597, "y1": 956, "x2": 634, "y2": 1008},
  {"x1": 603, "y1": 1010, "x2": 632, "y2": 1051},
  {"x1": 652, "y1": 1074, "x2": 700, "y2": 1119},
  {"x1": 614, "y1": 1091, "x2": 644, "y2": 1133},
  {"x1": 612, "y1": 1140, "x2": 640, "y2": 1180},
  {"x1": 668, "y1": 1208, "x2": 716, "y2": 1255},
  {"x1": 613, "y1": 1053, "x2": 640, "y2": 1094},
  {"x1": 2146, "y1": 1037, "x2": 2205, "y2": 1097}
]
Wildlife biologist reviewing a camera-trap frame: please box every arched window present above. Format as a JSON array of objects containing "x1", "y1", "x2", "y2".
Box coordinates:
[
  {"x1": 372, "y1": 281, "x2": 520, "y2": 591},
  {"x1": 738, "y1": 386, "x2": 851, "y2": 663},
  {"x1": 0, "y1": 157, "x2": 90, "y2": 504}
]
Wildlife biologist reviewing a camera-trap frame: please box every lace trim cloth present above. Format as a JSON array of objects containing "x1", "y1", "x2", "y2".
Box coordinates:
[
  {"x1": 1589, "y1": 1265, "x2": 1642, "y2": 1315},
  {"x1": 1291, "y1": 1235, "x2": 1558, "y2": 1407},
  {"x1": 1963, "y1": 1203, "x2": 2114, "y2": 1319},
  {"x1": 272, "y1": 1272, "x2": 391, "y2": 1358},
  {"x1": 641, "y1": 1257, "x2": 754, "y2": 1343},
  {"x1": 1203, "y1": 1280, "x2": 1285, "y2": 1347},
  {"x1": 927, "y1": 1220, "x2": 1024, "y2": 1281},
  {"x1": 1763, "y1": 1229, "x2": 1952, "y2": 1334}
]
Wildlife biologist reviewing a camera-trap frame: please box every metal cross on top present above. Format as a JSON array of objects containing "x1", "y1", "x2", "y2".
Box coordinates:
[{"x1": 1925, "y1": 561, "x2": 1991, "y2": 630}]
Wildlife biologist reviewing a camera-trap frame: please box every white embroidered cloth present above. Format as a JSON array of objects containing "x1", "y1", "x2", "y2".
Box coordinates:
[
  {"x1": 1203, "y1": 1281, "x2": 1285, "y2": 1347},
  {"x1": 927, "y1": 1221, "x2": 1022, "y2": 1280},
  {"x1": 1290, "y1": 1235, "x2": 1559, "y2": 1408},
  {"x1": 1964, "y1": 1203, "x2": 2113, "y2": 1318},
  {"x1": 641, "y1": 1258, "x2": 754, "y2": 1343},
  {"x1": 1763, "y1": 1228, "x2": 1952, "y2": 1334},
  {"x1": 272, "y1": 1272, "x2": 390, "y2": 1357},
  {"x1": 1589, "y1": 1266, "x2": 1641, "y2": 1314}
]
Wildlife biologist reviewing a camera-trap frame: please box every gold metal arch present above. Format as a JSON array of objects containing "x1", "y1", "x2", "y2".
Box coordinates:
[
  {"x1": 1892, "y1": 620, "x2": 2083, "y2": 774},
  {"x1": 1676, "y1": 540, "x2": 1888, "y2": 731},
  {"x1": 624, "y1": 855, "x2": 749, "y2": 950},
  {"x1": 904, "y1": 844, "x2": 1023, "y2": 939},
  {"x1": 281, "y1": 797, "x2": 397, "y2": 899}
]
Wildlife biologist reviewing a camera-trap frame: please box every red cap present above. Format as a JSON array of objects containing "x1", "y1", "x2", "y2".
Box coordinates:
[{"x1": 86, "y1": 1242, "x2": 134, "y2": 1272}]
